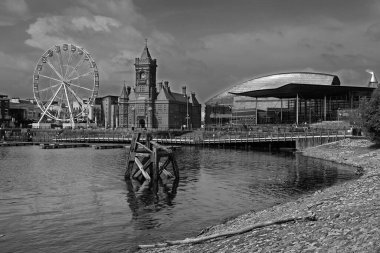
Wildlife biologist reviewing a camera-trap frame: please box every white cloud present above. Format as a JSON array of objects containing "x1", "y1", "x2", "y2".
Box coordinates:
[
  {"x1": 77, "y1": 0, "x2": 143, "y2": 24},
  {"x1": 111, "y1": 50, "x2": 136, "y2": 66},
  {"x1": 25, "y1": 16, "x2": 73, "y2": 50},
  {"x1": 23, "y1": 0, "x2": 150, "y2": 96},
  {"x1": 71, "y1": 16, "x2": 121, "y2": 32},
  {"x1": 21, "y1": 0, "x2": 196, "y2": 96},
  {"x1": 25, "y1": 15, "x2": 121, "y2": 50}
]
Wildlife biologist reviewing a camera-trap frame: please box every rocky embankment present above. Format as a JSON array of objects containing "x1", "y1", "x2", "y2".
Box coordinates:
[{"x1": 136, "y1": 138, "x2": 380, "y2": 253}]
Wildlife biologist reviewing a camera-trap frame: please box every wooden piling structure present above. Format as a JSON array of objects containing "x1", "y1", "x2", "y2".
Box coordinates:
[{"x1": 125, "y1": 132, "x2": 179, "y2": 195}]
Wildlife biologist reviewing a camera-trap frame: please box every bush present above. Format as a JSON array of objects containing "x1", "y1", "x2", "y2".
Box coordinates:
[{"x1": 361, "y1": 87, "x2": 380, "y2": 143}]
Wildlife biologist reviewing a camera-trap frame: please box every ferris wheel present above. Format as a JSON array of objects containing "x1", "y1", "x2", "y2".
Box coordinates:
[{"x1": 33, "y1": 43, "x2": 99, "y2": 126}]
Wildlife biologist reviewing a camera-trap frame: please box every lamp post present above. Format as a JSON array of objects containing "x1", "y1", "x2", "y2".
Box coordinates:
[
  {"x1": 228, "y1": 105, "x2": 232, "y2": 128},
  {"x1": 184, "y1": 93, "x2": 189, "y2": 129},
  {"x1": 337, "y1": 107, "x2": 341, "y2": 121},
  {"x1": 148, "y1": 106, "x2": 152, "y2": 129},
  {"x1": 131, "y1": 106, "x2": 135, "y2": 129}
]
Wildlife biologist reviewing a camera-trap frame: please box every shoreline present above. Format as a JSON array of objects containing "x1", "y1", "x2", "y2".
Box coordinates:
[{"x1": 137, "y1": 138, "x2": 380, "y2": 252}]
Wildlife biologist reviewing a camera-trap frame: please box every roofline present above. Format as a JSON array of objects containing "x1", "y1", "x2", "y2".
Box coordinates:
[
  {"x1": 237, "y1": 71, "x2": 337, "y2": 86},
  {"x1": 205, "y1": 71, "x2": 338, "y2": 103},
  {"x1": 229, "y1": 83, "x2": 375, "y2": 99}
]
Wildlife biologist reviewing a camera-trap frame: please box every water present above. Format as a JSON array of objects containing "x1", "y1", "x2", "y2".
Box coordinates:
[{"x1": 0, "y1": 146, "x2": 359, "y2": 252}]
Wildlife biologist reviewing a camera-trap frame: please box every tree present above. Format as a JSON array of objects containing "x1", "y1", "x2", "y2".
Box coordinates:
[{"x1": 361, "y1": 87, "x2": 380, "y2": 143}]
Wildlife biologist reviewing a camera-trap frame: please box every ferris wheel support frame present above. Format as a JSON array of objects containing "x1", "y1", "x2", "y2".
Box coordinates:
[{"x1": 37, "y1": 83, "x2": 63, "y2": 123}]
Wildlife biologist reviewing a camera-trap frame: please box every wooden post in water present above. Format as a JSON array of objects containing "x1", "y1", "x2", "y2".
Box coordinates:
[
  {"x1": 125, "y1": 132, "x2": 140, "y2": 179},
  {"x1": 152, "y1": 146, "x2": 159, "y2": 194},
  {"x1": 125, "y1": 131, "x2": 179, "y2": 196}
]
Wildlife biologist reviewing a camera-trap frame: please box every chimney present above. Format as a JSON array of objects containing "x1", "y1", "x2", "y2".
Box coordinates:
[
  {"x1": 158, "y1": 82, "x2": 163, "y2": 92},
  {"x1": 182, "y1": 86, "x2": 187, "y2": 95},
  {"x1": 366, "y1": 70, "x2": 379, "y2": 88},
  {"x1": 164, "y1": 81, "x2": 170, "y2": 92}
]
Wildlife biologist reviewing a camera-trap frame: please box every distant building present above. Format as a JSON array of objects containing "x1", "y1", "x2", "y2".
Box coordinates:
[
  {"x1": 118, "y1": 42, "x2": 201, "y2": 129},
  {"x1": 95, "y1": 96, "x2": 118, "y2": 128},
  {"x1": 0, "y1": 94, "x2": 10, "y2": 128},
  {"x1": 8, "y1": 98, "x2": 40, "y2": 128},
  {"x1": 205, "y1": 72, "x2": 375, "y2": 126},
  {"x1": 93, "y1": 97, "x2": 102, "y2": 126}
]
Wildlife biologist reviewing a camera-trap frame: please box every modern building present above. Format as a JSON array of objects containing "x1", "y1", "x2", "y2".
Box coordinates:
[
  {"x1": 205, "y1": 72, "x2": 375, "y2": 127},
  {"x1": 118, "y1": 42, "x2": 201, "y2": 129}
]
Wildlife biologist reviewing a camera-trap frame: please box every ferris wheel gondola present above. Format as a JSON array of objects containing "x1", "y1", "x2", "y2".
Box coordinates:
[{"x1": 33, "y1": 43, "x2": 99, "y2": 127}]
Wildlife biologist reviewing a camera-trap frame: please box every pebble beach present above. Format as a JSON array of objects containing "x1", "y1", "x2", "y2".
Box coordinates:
[{"x1": 136, "y1": 138, "x2": 380, "y2": 253}]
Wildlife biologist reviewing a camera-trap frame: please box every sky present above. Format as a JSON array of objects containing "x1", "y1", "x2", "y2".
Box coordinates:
[{"x1": 1, "y1": 0, "x2": 380, "y2": 103}]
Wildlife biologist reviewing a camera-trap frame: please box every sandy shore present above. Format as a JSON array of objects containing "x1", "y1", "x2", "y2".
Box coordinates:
[{"x1": 136, "y1": 138, "x2": 380, "y2": 253}]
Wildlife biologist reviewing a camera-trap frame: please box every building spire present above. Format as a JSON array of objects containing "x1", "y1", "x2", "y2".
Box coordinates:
[
  {"x1": 140, "y1": 38, "x2": 152, "y2": 61},
  {"x1": 120, "y1": 80, "x2": 128, "y2": 98}
]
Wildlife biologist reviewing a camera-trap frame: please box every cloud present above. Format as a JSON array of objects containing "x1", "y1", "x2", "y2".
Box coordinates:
[
  {"x1": 332, "y1": 69, "x2": 365, "y2": 86},
  {"x1": 321, "y1": 53, "x2": 376, "y2": 68},
  {"x1": 187, "y1": 19, "x2": 380, "y2": 101},
  {"x1": 77, "y1": 0, "x2": 143, "y2": 24},
  {"x1": 71, "y1": 16, "x2": 121, "y2": 32},
  {"x1": 25, "y1": 16, "x2": 74, "y2": 50},
  {"x1": 0, "y1": 0, "x2": 29, "y2": 26},
  {"x1": 25, "y1": 15, "x2": 121, "y2": 50},
  {"x1": 111, "y1": 50, "x2": 136, "y2": 64},
  {"x1": 22, "y1": 0, "x2": 153, "y2": 95},
  {"x1": 0, "y1": 50, "x2": 35, "y2": 97}
]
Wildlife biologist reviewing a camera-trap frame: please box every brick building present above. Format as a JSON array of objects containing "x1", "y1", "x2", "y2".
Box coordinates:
[
  {"x1": 0, "y1": 94, "x2": 10, "y2": 128},
  {"x1": 118, "y1": 43, "x2": 201, "y2": 129}
]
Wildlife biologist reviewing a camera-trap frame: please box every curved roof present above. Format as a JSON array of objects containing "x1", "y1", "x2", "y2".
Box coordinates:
[
  {"x1": 206, "y1": 72, "x2": 374, "y2": 104},
  {"x1": 229, "y1": 72, "x2": 340, "y2": 94}
]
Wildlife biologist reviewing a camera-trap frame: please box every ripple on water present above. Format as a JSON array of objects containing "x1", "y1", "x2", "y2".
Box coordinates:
[{"x1": 0, "y1": 145, "x2": 359, "y2": 251}]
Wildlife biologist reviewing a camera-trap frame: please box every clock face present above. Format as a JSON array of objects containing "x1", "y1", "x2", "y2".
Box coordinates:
[{"x1": 141, "y1": 72, "x2": 146, "y2": 79}]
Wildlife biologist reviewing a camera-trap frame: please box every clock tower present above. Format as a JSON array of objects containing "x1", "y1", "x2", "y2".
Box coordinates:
[
  {"x1": 134, "y1": 39, "x2": 157, "y2": 100},
  {"x1": 132, "y1": 40, "x2": 157, "y2": 129},
  {"x1": 119, "y1": 39, "x2": 201, "y2": 130}
]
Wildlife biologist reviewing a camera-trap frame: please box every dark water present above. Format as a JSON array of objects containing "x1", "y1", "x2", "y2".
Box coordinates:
[{"x1": 0, "y1": 146, "x2": 359, "y2": 252}]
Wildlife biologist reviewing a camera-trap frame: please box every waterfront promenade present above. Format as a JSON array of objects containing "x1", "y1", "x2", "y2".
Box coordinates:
[
  {"x1": 137, "y1": 138, "x2": 380, "y2": 253},
  {"x1": 39, "y1": 127, "x2": 353, "y2": 150},
  {"x1": 1, "y1": 126, "x2": 355, "y2": 152}
]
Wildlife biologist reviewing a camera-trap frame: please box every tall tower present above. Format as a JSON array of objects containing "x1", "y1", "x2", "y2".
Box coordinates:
[
  {"x1": 134, "y1": 39, "x2": 157, "y2": 100},
  {"x1": 133, "y1": 40, "x2": 157, "y2": 128}
]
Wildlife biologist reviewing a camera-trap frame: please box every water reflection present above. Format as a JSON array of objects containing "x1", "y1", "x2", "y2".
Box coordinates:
[
  {"x1": 293, "y1": 154, "x2": 339, "y2": 190},
  {"x1": 125, "y1": 178, "x2": 178, "y2": 214},
  {"x1": 0, "y1": 146, "x2": 359, "y2": 252}
]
